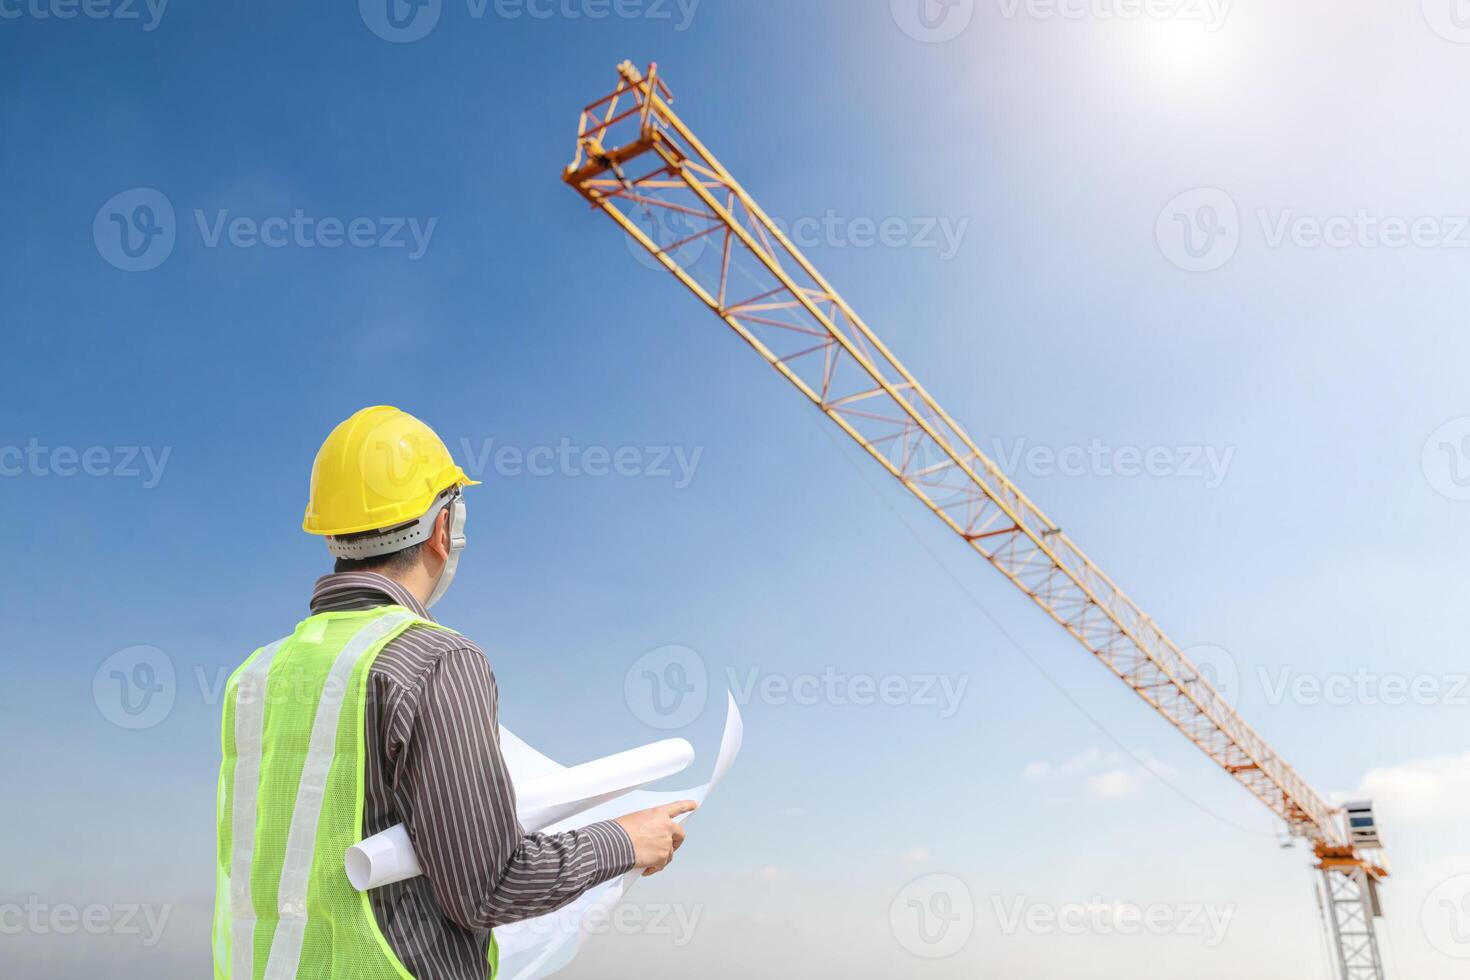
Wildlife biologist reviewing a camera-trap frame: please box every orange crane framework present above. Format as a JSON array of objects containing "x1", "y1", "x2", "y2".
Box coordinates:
[{"x1": 562, "y1": 61, "x2": 1391, "y2": 980}]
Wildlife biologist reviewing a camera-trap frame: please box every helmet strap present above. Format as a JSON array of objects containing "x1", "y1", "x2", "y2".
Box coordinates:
[{"x1": 424, "y1": 493, "x2": 466, "y2": 609}]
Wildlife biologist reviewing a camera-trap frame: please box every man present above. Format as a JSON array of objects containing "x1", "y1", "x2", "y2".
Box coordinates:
[{"x1": 213, "y1": 405, "x2": 694, "y2": 980}]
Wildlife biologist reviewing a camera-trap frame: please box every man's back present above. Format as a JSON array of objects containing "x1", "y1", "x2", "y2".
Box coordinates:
[
  {"x1": 214, "y1": 406, "x2": 685, "y2": 980},
  {"x1": 313, "y1": 571, "x2": 634, "y2": 979}
]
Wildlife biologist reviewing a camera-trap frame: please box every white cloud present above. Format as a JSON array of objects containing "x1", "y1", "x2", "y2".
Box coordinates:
[
  {"x1": 1060, "y1": 747, "x2": 1103, "y2": 774},
  {"x1": 1022, "y1": 762, "x2": 1051, "y2": 781},
  {"x1": 1087, "y1": 768, "x2": 1143, "y2": 799},
  {"x1": 897, "y1": 846, "x2": 931, "y2": 864},
  {"x1": 1024, "y1": 746, "x2": 1175, "y2": 801},
  {"x1": 1344, "y1": 750, "x2": 1470, "y2": 822}
]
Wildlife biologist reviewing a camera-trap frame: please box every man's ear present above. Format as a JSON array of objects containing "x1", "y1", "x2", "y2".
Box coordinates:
[{"x1": 425, "y1": 507, "x2": 452, "y2": 562}]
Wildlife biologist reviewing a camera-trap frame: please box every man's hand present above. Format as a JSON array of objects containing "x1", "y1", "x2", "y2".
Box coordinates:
[{"x1": 614, "y1": 800, "x2": 698, "y2": 877}]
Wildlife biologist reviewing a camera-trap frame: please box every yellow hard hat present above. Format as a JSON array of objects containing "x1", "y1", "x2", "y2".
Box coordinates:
[{"x1": 303, "y1": 405, "x2": 479, "y2": 537}]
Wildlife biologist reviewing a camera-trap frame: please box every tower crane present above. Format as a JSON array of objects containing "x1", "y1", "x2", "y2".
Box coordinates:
[{"x1": 563, "y1": 61, "x2": 1391, "y2": 979}]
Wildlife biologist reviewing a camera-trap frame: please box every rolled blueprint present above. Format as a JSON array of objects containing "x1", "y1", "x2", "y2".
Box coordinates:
[
  {"x1": 346, "y1": 736, "x2": 696, "y2": 891},
  {"x1": 494, "y1": 694, "x2": 744, "y2": 980}
]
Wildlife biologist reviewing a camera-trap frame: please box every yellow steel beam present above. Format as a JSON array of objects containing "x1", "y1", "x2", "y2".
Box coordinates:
[{"x1": 563, "y1": 61, "x2": 1347, "y2": 850}]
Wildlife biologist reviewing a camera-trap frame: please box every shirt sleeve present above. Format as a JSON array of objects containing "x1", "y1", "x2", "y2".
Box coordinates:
[{"x1": 393, "y1": 644, "x2": 636, "y2": 931}]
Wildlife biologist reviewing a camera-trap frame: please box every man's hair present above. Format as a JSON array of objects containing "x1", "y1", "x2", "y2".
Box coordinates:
[{"x1": 332, "y1": 532, "x2": 425, "y2": 576}]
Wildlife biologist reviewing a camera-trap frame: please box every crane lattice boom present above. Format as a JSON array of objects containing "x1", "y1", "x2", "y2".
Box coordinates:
[{"x1": 563, "y1": 61, "x2": 1342, "y2": 847}]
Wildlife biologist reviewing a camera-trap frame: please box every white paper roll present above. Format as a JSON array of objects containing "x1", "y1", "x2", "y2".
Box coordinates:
[
  {"x1": 346, "y1": 736, "x2": 696, "y2": 891},
  {"x1": 494, "y1": 694, "x2": 743, "y2": 980},
  {"x1": 345, "y1": 822, "x2": 421, "y2": 891}
]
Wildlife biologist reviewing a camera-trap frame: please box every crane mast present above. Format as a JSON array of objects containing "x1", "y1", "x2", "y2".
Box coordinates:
[{"x1": 563, "y1": 61, "x2": 1388, "y2": 978}]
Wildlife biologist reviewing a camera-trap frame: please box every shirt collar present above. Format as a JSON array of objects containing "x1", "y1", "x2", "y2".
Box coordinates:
[{"x1": 310, "y1": 571, "x2": 434, "y2": 621}]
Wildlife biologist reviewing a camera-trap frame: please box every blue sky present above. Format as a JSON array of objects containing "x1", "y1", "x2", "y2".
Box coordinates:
[{"x1": 4, "y1": 1, "x2": 1470, "y2": 977}]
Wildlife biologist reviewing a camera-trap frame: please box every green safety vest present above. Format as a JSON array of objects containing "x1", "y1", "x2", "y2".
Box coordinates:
[{"x1": 212, "y1": 605, "x2": 498, "y2": 980}]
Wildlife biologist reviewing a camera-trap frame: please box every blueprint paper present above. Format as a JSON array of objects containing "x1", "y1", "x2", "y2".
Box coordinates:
[
  {"x1": 494, "y1": 694, "x2": 743, "y2": 980},
  {"x1": 343, "y1": 694, "x2": 744, "y2": 980},
  {"x1": 347, "y1": 737, "x2": 698, "y2": 890}
]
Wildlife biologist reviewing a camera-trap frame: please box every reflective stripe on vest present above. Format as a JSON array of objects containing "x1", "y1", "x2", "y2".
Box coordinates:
[
  {"x1": 261, "y1": 611, "x2": 415, "y2": 980},
  {"x1": 231, "y1": 637, "x2": 286, "y2": 980},
  {"x1": 213, "y1": 606, "x2": 496, "y2": 980}
]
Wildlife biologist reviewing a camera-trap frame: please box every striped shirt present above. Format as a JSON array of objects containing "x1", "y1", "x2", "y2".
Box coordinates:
[{"x1": 309, "y1": 571, "x2": 635, "y2": 979}]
